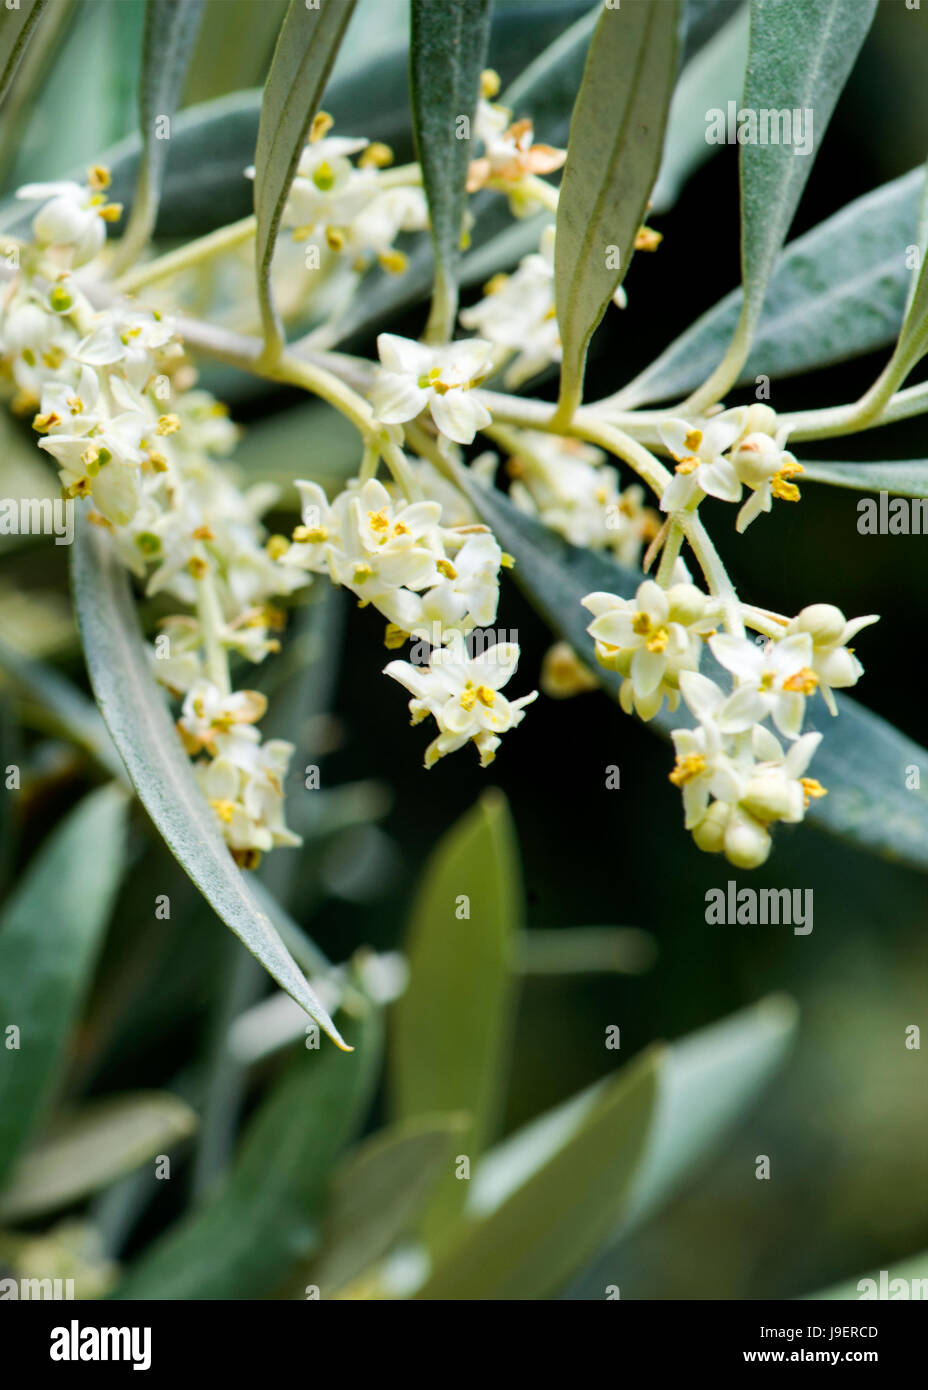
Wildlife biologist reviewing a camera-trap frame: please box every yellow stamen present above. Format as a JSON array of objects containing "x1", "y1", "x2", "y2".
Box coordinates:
[
  {"x1": 783, "y1": 666, "x2": 819, "y2": 695},
  {"x1": 309, "y1": 111, "x2": 334, "y2": 144},
  {"x1": 669, "y1": 752, "x2": 707, "y2": 786}
]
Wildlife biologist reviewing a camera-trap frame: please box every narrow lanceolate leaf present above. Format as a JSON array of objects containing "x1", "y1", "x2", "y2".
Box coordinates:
[
  {"x1": 651, "y1": 0, "x2": 751, "y2": 214},
  {"x1": 615, "y1": 167, "x2": 923, "y2": 409},
  {"x1": 452, "y1": 471, "x2": 928, "y2": 876},
  {"x1": 114, "y1": 1005, "x2": 381, "y2": 1300},
  {"x1": 864, "y1": 159, "x2": 928, "y2": 405},
  {"x1": 115, "y1": 0, "x2": 206, "y2": 269},
  {"x1": 253, "y1": 0, "x2": 357, "y2": 355},
  {"x1": 686, "y1": 0, "x2": 877, "y2": 410},
  {"x1": 799, "y1": 459, "x2": 928, "y2": 499},
  {"x1": 0, "y1": 784, "x2": 128, "y2": 1194},
  {"x1": 418, "y1": 996, "x2": 795, "y2": 1301},
  {"x1": 554, "y1": 0, "x2": 681, "y2": 420},
  {"x1": 0, "y1": 0, "x2": 47, "y2": 108},
  {"x1": 69, "y1": 513, "x2": 348, "y2": 1050},
  {"x1": 410, "y1": 0, "x2": 493, "y2": 342},
  {"x1": 0, "y1": 1092, "x2": 196, "y2": 1223},
  {"x1": 390, "y1": 789, "x2": 520, "y2": 1245}
]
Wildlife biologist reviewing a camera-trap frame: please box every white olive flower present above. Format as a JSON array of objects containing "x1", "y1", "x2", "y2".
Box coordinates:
[
  {"x1": 671, "y1": 671, "x2": 827, "y2": 867},
  {"x1": 785, "y1": 603, "x2": 879, "y2": 713},
  {"x1": 582, "y1": 579, "x2": 719, "y2": 720},
  {"x1": 75, "y1": 310, "x2": 175, "y2": 390},
  {"x1": 658, "y1": 408, "x2": 748, "y2": 511},
  {"x1": 415, "y1": 531, "x2": 503, "y2": 636},
  {"x1": 709, "y1": 631, "x2": 816, "y2": 740},
  {"x1": 285, "y1": 479, "x2": 341, "y2": 574},
  {"x1": 197, "y1": 727, "x2": 301, "y2": 860},
  {"x1": 16, "y1": 176, "x2": 120, "y2": 266},
  {"x1": 177, "y1": 679, "x2": 268, "y2": 755},
  {"x1": 370, "y1": 333, "x2": 494, "y2": 444},
  {"x1": 467, "y1": 100, "x2": 566, "y2": 205},
  {"x1": 729, "y1": 429, "x2": 804, "y2": 532},
  {"x1": 37, "y1": 379, "x2": 148, "y2": 525},
  {"x1": 505, "y1": 429, "x2": 654, "y2": 564},
  {"x1": 384, "y1": 641, "x2": 537, "y2": 768},
  {"x1": 460, "y1": 227, "x2": 560, "y2": 388}
]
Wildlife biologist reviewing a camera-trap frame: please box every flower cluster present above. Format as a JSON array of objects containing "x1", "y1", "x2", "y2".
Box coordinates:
[
  {"x1": 582, "y1": 567, "x2": 877, "y2": 865},
  {"x1": 502, "y1": 430, "x2": 658, "y2": 566},
  {"x1": 1, "y1": 171, "x2": 308, "y2": 864}
]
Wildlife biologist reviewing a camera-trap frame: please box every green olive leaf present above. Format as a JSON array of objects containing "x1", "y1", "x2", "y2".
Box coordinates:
[
  {"x1": 70, "y1": 511, "x2": 348, "y2": 1049},
  {"x1": 253, "y1": 0, "x2": 357, "y2": 355},
  {"x1": 554, "y1": 0, "x2": 681, "y2": 420}
]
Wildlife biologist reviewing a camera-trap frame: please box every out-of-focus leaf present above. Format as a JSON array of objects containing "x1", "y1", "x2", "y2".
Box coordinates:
[
  {"x1": 183, "y1": 0, "x2": 287, "y2": 107},
  {"x1": 0, "y1": 0, "x2": 72, "y2": 186},
  {"x1": 453, "y1": 471, "x2": 928, "y2": 875},
  {"x1": 390, "y1": 789, "x2": 520, "y2": 1243},
  {"x1": 419, "y1": 996, "x2": 795, "y2": 1300},
  {"x1": 807, "y1": 1251, "x2": 928, "y2": 1301},
  {"x1": 519, "y1": 926, "x2": 656, "y2": 977},
  {"x1": 410, "y1": 0, "x2": 492, "y2": 342},
  {"x1": 799, "y1": 459, "x2": 928, "y2": 498},
  {"x1": 0, "y1": 0, "x2": 47, "y2": 108},
  {"x1": 615, "y1": 167, "x2": 924, "y2": 408},
  {"x1": 651, "y1": 0, "x2": 750, "y2": 213},
  {"x1": 0, "y1": 1091, "x2": 196, "y2": 1223},
  {"x1": 554, "y1": 0, "x2": 680, "y2": 417},
  {"x1": 309, "y1": 1114, "x2": 466, "y2": 1296},
  {"x1": 115, "y1": 0, "x2": 206, "y2": 267},
  {"x1": 0, "y1": 784, "x2": 128, "y2": 1194},
  {"x1": 253, "y1": 0, "x2": 356, "y2": 353},
  {"x1": 417, "y1": 1046, "x2": 658, "y2": 1299},
  {"x1": 685, "y1": 0, "x2": 878, "y2": 409},
  {"x1": 0, "y1": 635, "x2": 124, "y2": 778},
  {"x1": 70, "y1": 512, "x2": 348, "y2": 1048},
  {"x1": 1, "y1": 0, "x2": 144, "y2": 198},
  {"x1": 114, "y1": 1004, "x2": 381, "y2": 1299}
]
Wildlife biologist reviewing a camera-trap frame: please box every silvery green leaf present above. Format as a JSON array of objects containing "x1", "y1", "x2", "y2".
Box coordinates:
[
  {"x1": 253, "y1": 0, "x2": 357, "y2": 353},
  {"x1": 686, "y1": 0, "x2": 878, "y2": 408},
  {"x1": 410, "y1": 0, "x2": 493, "y2": 341},
  {"x1": 0, "y1": 0, "x2": 47, "y2": 107},
  {"x1": 617, "y1": 167, "x2": 923, "y2": 408},
  {"x1": 115, "y1": 0, "x2": 206, "y2": 267},
  {"x1": 651, "y1": 0, "x2": 751, "y2": 213},
  {"x1": 70, "y1": 512, "x2": 348, "y2": 1049},
  {"x1": 799, "y1": 459, "x2": 928, "y2": 498},
  {"x1": 554, "y1": 0, "x2": 681, "y2": 416}
]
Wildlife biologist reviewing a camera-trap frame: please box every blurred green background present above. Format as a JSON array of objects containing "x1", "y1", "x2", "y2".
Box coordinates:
[{"x1": 2, "y1": 0, "x2": 928, "y2": 1299}]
